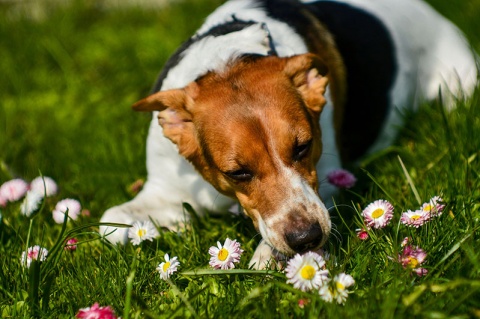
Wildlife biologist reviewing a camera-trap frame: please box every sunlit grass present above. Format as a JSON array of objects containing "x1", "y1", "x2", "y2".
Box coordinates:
[{"x1": 0, "y1": 0, "x2": 479, "y2": 318}]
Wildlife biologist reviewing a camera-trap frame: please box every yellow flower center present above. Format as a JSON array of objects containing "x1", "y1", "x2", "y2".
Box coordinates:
[
  {"x1": 336, "y1": 281, "x2": 345, "y2": 291},
  {"x1": 163, "y1": 262, "x2": 171, "y2": 272},
  {"x1": 423, "y1": 204, "x2": 432, "y2": 212},
  {"x1": 371, "y1": 208, "x2": 385, "y2": 219},
  {"x1": 411, "y1": 214, "x2": 421, "y2": 220},
  {"x1": 408, "y1": 257, "x2": 419, "y2": 268},
  {"x1": 218, "y1": 248, "x2": 229, "y2": 261},
  {"x1": 137, "y1": 229, "x2": 146, "y2": 238},
  {"x1": 300, "y1": 265, "x2": 316, "y2": 280}
]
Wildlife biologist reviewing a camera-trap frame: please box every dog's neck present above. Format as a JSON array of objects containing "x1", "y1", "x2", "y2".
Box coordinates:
[{"x1": 157, "y1": 22, "x2": 276, "y2": 92}]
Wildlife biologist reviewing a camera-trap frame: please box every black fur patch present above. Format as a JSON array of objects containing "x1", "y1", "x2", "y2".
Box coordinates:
[{"x1": 256, "y1": 0, "x2": 397, "y2": 162}]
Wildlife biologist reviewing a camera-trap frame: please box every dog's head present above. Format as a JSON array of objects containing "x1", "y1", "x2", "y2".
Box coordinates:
[{"x1": 134, "y1": 53, "x2": 331, "y2": 255}]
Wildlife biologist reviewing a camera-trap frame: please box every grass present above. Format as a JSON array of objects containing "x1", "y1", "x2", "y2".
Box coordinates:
[{"x1": 0, "y1": 0, "x2": 479, "y2": 317}]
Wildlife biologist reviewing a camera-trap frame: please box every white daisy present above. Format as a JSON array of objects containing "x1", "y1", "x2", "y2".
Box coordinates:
[
  {"x1": 400, "y1": 209, "x2": 429, "y2": 227},
  {"x1": 362, "y1": 199, "x2": 394, "y2": 229},
  {"x1": 332, "y1": 273, "x2": 355, "y2": 304},
  {"x1": 285, "y1": 252, "x2": 329, "y2": 292},
  {"x1": 20, "y1": 191, "x2": 43, "y2": 217},
  {"x1": 128, "y1": 220, "x2": 159, "y2": 245},
  {"x1": 30, "y1": 176, "x2": 58, "y2": 197},
  {"x1": 21, "y1": 245, "x2": 48, "y2": 268},
  {"x1": 156, "y1": 253, "x2": 180, "y2": 280},
  {"x1": 208, "y1": 238, "x2": 244, "y2": 270},
  {"x1": 421, "y1": 196, "x2": 445, "y2": 217},
  {"x1": 319, "y1": 273, "x2": 355, "y2": 304},
  {"x1": 0, "y1": 179, "x2": 28, "y2": 203},
  {"x1": 52, "y1": 198, "x2": 81, "y2": 224}
]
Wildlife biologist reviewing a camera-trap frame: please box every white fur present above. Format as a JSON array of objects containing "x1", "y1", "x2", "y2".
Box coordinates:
[{"x1": 101, "y1": 0, "x2": 477, "y2": 267}]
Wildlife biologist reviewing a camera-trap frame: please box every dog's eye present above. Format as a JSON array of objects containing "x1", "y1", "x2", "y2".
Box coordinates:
[
  {"x1": 293, "y1": 140, "x2": 312, "y2": 161},
  {"x1": 224, "y1": 169, "x2": 253, "y2": 182}
]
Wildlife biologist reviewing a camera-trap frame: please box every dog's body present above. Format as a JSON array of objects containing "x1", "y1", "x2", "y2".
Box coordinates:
[{"x1": 100, "y1": 0, "x2": 477, "y2": 268}]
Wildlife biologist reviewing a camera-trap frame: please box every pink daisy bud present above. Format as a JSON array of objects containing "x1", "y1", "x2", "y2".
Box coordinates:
[
  {"x1": 356, "y1": 228, "x2": 369, "y2": 240},
  {"x1": 0, "y1": 179, "x2": 28, "y2": 203},
  {"x1": 326, "y1": 169, "x2": 357, "y2": 189},
  {"x1": 64, "y1": 238, "x2": 79, "y2": 251},
  {"x1": 76, "y1": 303, "x2": 117, "y2": 319}
]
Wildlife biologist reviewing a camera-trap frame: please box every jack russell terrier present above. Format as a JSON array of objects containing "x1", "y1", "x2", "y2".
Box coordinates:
[{"x1": 100, "y1": 0, "x2": 478, "y2": 268}]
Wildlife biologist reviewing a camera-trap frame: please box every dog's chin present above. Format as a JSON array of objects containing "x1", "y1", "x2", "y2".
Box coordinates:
[{"x1": 265, "y1": 238, "x2": 324, "y2": 258}]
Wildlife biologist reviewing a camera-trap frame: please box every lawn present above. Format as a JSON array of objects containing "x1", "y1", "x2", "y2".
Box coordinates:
[{"x1": 0, "y1": 0, "x2": 479, "y2": 318}]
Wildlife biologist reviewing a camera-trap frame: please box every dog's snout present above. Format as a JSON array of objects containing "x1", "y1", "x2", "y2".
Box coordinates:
[{"x1": 285, "y1": 223, "x2": 323, "y2": 253}]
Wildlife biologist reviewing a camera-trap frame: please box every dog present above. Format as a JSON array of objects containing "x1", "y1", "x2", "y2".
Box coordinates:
[{"x1": 100, "y1": 0, "x2": 478, "y2": 269}]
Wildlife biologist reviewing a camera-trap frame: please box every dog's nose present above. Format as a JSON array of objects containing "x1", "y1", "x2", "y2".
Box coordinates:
[{"x1": 285, "y1": 223, "x2": 323, "y2": 253}]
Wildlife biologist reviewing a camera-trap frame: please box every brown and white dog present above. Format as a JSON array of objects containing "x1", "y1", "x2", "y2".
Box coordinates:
[{"x1": 100, "y1": 0, "x2": 478, "y2": 268}]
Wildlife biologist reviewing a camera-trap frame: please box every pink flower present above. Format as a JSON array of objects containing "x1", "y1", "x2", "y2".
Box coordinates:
[
  {"x1": 0, "y1": 179, "x2": 28, "y2": 203},
  {"x1": 64, "y1": 238, "x2": 79, "y2": 251},
  {"x1": 21, "y1": 245, "x2": 48, "y2": 268},
  {"x1": 356, "y1": 228, "x2": 369, "y2": 240},
  {"x1": 0, "y1": 195, "x2": 7, "y2": 207},
  {"x1": 30, "y1": 176, "x2": 58, "y2": 197},
  {"x1": 400, "y1": 209, "x2": 429, "y2": 227},
  {"x1": 401, "y1": 237, "x2": 410, "y2": 247},
  {"x1": 76, "y1": 303, "x2": 117, "y2": 319},
  {"x1": 52, "y1": 198, "x2": 81, "y2": 224},
  {"x1": 327, "y1": 169, "x2": 357, "y2": 189},
  {"x1": 420, "y1": 196, "x2": 445, "y2": 217},
  {"x1": 399, "y1": 245, "x2": 427, "y2": 276},
  {"x1": 413, "y1": 267, "x2": 428, "y2": 276},
  {"x1": 362, "y1": 199, "x2": 394, "y2": 229},
  {"x1": 298, "y1": 298, "x2": 309, "y2": 308}
]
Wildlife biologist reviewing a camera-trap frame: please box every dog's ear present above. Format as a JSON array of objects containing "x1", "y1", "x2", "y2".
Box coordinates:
[
  {"x1": 132, "y1": 83, "x2": 200, "y2": 158},
  {"x1": 283, "y1": 54, "x2": 329, "y2": 114}
]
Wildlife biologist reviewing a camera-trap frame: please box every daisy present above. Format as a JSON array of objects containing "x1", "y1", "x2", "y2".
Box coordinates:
[
  {"x1": 52, "y1": 198, "x2": 82, "y2": 224},
  {"x1": 64, "y1": 238, "x2": 79, "y2": 251},
  {"x1": 319, "y1": 273, "x2": 355, "y2": 304},
  {"x1": 0, "y1": 178, "x2": 28, "y2": 203},
  {"x1": 399, "y1": 245, "x2": 427, "y2": 276},
  {"x1": 208, "y1": 238, "x2": 244, "y2": 270},
  {"x1": 421, "y1": 196, "x2": 445, "y2": 217},
  {"x1": 156, "y1": 253, "x2": 180, "y2": 280},
  {"x1": 20, "y1": 191, "x2": 43, "y2": 217},
  {"x1": 285, "y1": 251, "x2": 329, "y2": 292},
  {"x1": 76, "y1": 302, "x2": 117, "y2": 319},
  {"x1": 332, "y1": 273, "x2": 355, "y2": 304},
  {"x1": 128, "y1": 220, "x2": 159, "y2": 245},
  {"x1": 326, "y1": 169, "x2": 357, "y2": 189},
  {"x1": 30, "y1": 176, "x2": 58, "y2": 197},
  {"x1": 362, "y1": 199, "x2": 394, "y2": 229},
  {"x1": 21, "y1": 245, "x2": 48, "y2": 268},
  {"x1": 400, "y1": 209, "x2": 429, "y2": 227},
  {"x1": 318, "y1": 278, "x2": 334, "y2": 303}
]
